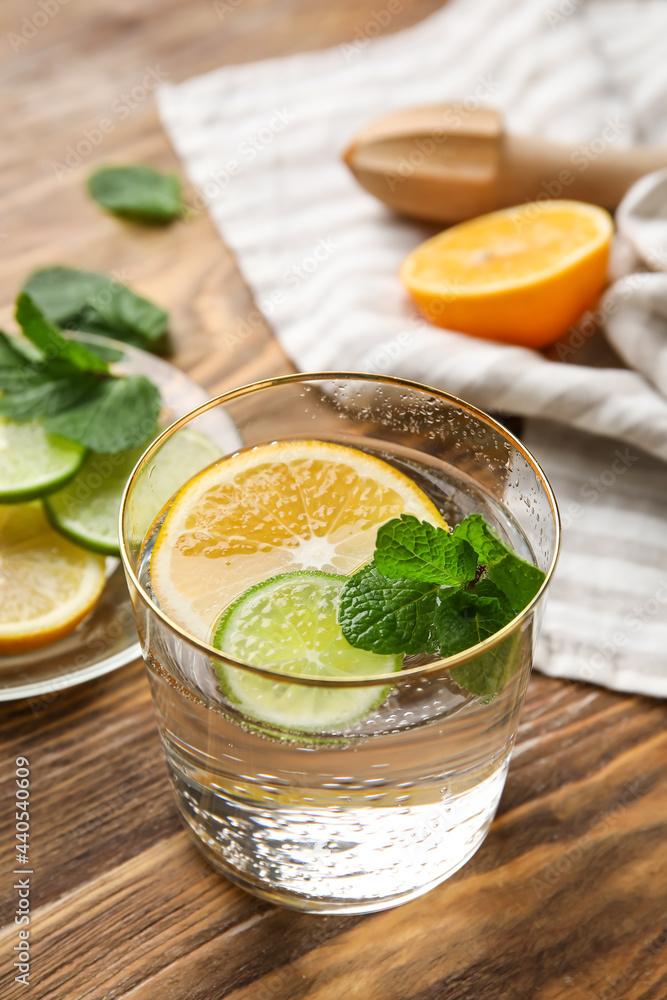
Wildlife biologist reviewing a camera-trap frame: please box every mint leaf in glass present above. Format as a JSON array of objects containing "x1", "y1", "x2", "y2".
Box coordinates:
[
  {"x1": 434, "y1": 581, "x2": 515, "y2": 657},
  {"x1": 450, "y1": 631, "x2": 524, "y2": 699},
  {"x1": 487, "y1": 552, "x2": 546, "y2": 613},
  {"x1": 375, "y1": 513, "x2": 477, "y2": 585},
  {"x1": 452, "y1": 512, "x2": 508, "y2": 566},
  {"x1": 338, "y1": 512, "x2": 546, "y2": 699},
  {"x1": 338, "y1": 562, "x2": 441, "y2": 655},
  {"x1": 88, "y1": 165, "x2": 183, "y2": 225}
]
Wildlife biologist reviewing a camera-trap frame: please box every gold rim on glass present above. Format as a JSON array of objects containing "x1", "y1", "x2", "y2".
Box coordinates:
[{"x1": 119, "y1": 372, "x2": 560, "y2": 688}]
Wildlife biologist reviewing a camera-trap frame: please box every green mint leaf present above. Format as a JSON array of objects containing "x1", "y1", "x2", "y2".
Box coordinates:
[
  {"x1": 487, "y1": 553, "x2": 545, "y2": 613},
  {"x1": 433, "y1": 579, "x2": 525, "y2": 700},
  {"x1": 452, "y1": 513, "x2": 508, "y2": 566},
  {"x1": 375, "y1": 514, "x2": 477, "y2": 585},
  {"x1": 338, "y1": 562, "x2": 441, "y2": 655},
  {"x1": 450, "y1": 630, "x2": 524, "y2": 700},
  {"x1": 23, "y1": 267, "x2": 169, "y2": 349},
  {"x1": 15, "y1": 293, "x2": 108, "y2": 374},
  {"x1": 0, "y1": 378, "x2": 95, "y2": 421},
  {"x1": 75, "y1": 340, "x2": 125, "y2": 363},
  {"x1": 87, "y1": 165, "x2": 183, "y2": 224},
  {"x1": 45, "y1": 374, "x2": 160, "y2": 453},
  {"x1": 0, "y1": 331, "x2": 44, "y2": 391},
  {"x1": 22, "y1": 268, "x2": 103, "y2": 324},
  {"x1": 339, "y1": 510, "x2": 544, "y2": 703},
  {"x1": 0, "y1": 329, "x2": 35, "y2": 368},
  {"x1": 0, "y1": 368, "x2": 45, "y2": 394},
  {"x1": 434, "y1": 581, "x2": 516, "y2": 658},
  {"x1": 90, "y1": 288, "x2": 167, "y2": 345}
]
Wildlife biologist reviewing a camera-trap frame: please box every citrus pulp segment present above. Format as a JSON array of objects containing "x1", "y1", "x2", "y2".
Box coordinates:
[
  {"x1": 150, "y1": 439, "x2": 446, "y2": 642},
  {"x1": 401, "y1": 200, "x2": 613, "y2": 347},
  {"x1": 0, "y1": 503, "x2": 106, "y2": 653},
  {"x1": 0, "y1": 418, "x2": 86, "y2": 503},
  {"x1": 213, "y1": 571, "x2": 401, "y2": 731}
]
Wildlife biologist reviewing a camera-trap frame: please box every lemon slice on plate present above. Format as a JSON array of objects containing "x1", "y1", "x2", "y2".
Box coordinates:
[
  {"x1": 0, "y1": 503, "x2": 106, "y2": 654},
  {"x1": 150, "y1": 439, "x2": 445, "y2": 642}
]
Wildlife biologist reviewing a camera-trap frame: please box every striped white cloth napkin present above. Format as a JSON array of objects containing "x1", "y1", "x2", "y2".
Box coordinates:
[{"x1": 157, "y1": 0, "x2": 667, "y2": 697}]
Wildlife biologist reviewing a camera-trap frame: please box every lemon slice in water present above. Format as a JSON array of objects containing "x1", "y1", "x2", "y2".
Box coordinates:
[{"x1": 150, "y1": 439, "x2": 446, "y2": 641}]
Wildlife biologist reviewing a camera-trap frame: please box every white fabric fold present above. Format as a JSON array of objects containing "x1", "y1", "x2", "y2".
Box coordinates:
[
  {"x1": 157, "y1": 0, "x2": 667, "y2": 697},
  {"x1": 603, "y1": 272, "x2": 667, "y2": 399}
]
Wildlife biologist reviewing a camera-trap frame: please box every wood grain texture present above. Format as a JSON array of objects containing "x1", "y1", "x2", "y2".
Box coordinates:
[{"x1": 1, "y1": 1, "x2": 666, "y2": 998}]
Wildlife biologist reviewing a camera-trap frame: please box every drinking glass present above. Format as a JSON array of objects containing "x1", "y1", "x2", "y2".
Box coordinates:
[{"x1": 120, "y1": 373, "x2": 559, "y2": 914}]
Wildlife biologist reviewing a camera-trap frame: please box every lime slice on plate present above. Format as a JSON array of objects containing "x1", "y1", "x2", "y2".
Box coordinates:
[
  {"x1": 213, "y1": 571, "x2": 401, "y2": 732},
  {"x1": 0, "y1": 418, "x2": 86, "y2": 503},
  {"x1": 45, "y1": 428, "x2": 224, "y2": 556},
  {"x1": 45, "y1": 445, "x2": 145, "y2": 555}
]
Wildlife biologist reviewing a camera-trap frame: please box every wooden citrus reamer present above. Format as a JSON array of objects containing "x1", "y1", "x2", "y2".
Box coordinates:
[{"x1": 343, "y1": 105, "x2": 667, "y2": 223}]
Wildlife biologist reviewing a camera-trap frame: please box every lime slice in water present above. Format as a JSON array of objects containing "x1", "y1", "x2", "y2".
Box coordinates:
[
  {"x1": 212, "y1": 571, "x2": 401, "y2": 732},
  {"x1": 0, "y1": 418, "x2": 86, "y2": 503},
  {"x1": 45, "y1": 428, "x2": 224, "y2": 556}
]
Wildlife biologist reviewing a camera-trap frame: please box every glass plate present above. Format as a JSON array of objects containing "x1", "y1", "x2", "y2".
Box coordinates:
[{"x1": 0, "y1": 332, "x2": 241, "y2": 702}]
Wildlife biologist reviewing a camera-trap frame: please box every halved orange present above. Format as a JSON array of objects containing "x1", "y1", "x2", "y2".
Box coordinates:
[
  {"x1": 150, "y1": 439, "x2": 446, "y2": 642},
  {"x1": 0, "y1": 503, "x2": 106, "y2": 654},
  {"x1": 401, "y1": 200, "x2": 613, "y2": 347}
]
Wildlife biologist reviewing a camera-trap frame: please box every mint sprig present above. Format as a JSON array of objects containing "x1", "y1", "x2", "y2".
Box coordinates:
[
  {"x1": 16, "y1": 292, "x2": 108, "y2": 374},
  {"x1": 336, "y1": 562, "x2": 441, "y2": 656},
  {"x1": 22, "y1": 266, "x2": 169, "y2": 350},
  {"x1": 487, "y1": 554, "x2": 547, "y2": 615},
  {"x1": 450, "y1": 631, "x2": 523, "y2": 699},
  {"x1": 451, "y1": 512, "x2": 509, "y2": 566},
  {"x1": 0, "y1": 293, "x2": 161, "y2": 453},
  {"x1": 338, "y1": 513, "x2": 546, "y2": 697},
  {"x1": 375, "y1": 514, "x2": 477, "y2": 585}
]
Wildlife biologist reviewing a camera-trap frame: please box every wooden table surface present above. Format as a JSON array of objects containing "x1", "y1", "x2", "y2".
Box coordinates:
[{"x1": 1, "y1": 1, "x2": 666, "y2": 998}]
